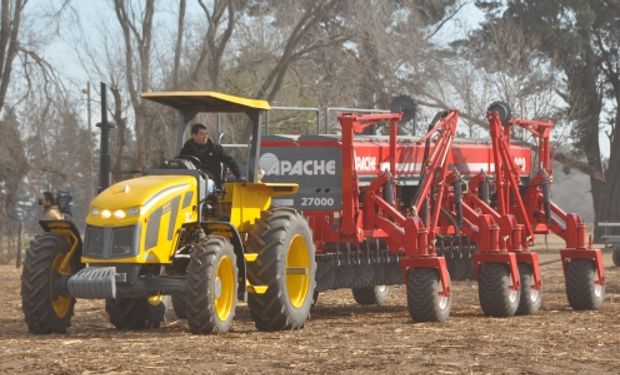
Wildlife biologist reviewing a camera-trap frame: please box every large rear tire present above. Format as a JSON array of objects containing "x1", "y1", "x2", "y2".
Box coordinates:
[
  {"x1": 185, "y1": 236, "x2": 238, "y2": 334},
  {"x1": 246, "y1": 208, "x2": 316, "y2": 331},
  {"x1": 352, "y1": 285, "x2": 390, "y2": 305},
  {"x1": 516, "y1": 263, "x2": 542, "y2": 315},
  {"x1": 21, "y1": 234, "x2": 78, "y2": 334},
  {"x1": 478, "y1": 263, "x2": 520, "y2": 317},
  {"x1": 565, "y1": 259, "x2": 605, "y2": 310},
  {"x1": 105, "y1": 297, "x2": 165, "y2": 330},
  {"x1": 407, "y1": 268, "x2": 451, "y2": 322}
]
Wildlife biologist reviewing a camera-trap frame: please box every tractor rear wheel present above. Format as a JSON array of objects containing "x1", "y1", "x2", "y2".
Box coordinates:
[
  {"x1": 171, "y1": 293, "x2": 187, "y2": 319},
  {"x1": 516, "y1": 263, "x2": 542, "y2": 315},
  {"x1": 21, "y1": 234, "x2": 78, "y2": 334},
  {"x1": 478, "y1": 263, "x2": 520, "y2": 317},
  {"x1": 612, "y1": 250, "x2": 620, "y2": 267},
  {"x1": 246, "y1": 208, "x2": 316, "y2": 331},
  {"x1": 352, "y1": 285, "x2": 390, "y2": 305},
  {"x1": 565, "y1": 259, "x2": 605, "y2": 310},
  {"x1": 105, "y1": 296, "x2": 165, "y2": 329},
  {"x1": 185, "y1": 236, "x2": 237, "y2": 334},
  {"x1": 406, "y1": 268, "x2": 451, "y2": 322}
]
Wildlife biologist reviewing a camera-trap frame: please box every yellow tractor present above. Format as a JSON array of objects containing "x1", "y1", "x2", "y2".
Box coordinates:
[{"x1": 21, "y1": 91, "x2": 316, "y2": 334}]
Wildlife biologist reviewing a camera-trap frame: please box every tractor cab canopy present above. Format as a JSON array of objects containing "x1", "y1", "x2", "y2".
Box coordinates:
[
  {"x1": 141, "y1": 91, "x2": 270, "y2": 114},
  {"x1": 142, "y1": 91, "x2": 270, "y2": 183}
]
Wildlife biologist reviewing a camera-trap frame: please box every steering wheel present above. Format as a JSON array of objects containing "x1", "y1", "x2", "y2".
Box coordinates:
[
  {"x1": 175, "y1": 154, "x2": 202, "y2": 168},
  {"x1": 174, "y1": 154, "x2": 218, "y2": 181}
]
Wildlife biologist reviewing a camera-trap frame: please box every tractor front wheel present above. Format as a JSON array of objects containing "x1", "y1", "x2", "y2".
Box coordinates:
[
  {"x1": 406, "y1": 268, "x2": 451, "y2": 322},
  {"x1": 246, "y1": 208, "x2": 316, "y2": 331},
  {"x1": 105, "y1": 296, "x2": 165, "y2": 330},
  {"x1": 565, "y1": 259, "x2": 605, "y2": 310},
  {"x1": 478, "y1": 263, "x2": 520, "y2": 317},
  {"x1": 185, "y1": 236, "x2": 237, "y2": 334},
  {"x1": 21, "y1": 234, "x2": 78, "y2": 334}
]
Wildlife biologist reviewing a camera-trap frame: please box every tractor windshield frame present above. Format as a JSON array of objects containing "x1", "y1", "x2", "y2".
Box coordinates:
[{"x1": 141, "y1": 91, "x2": 270, "y2": 183}]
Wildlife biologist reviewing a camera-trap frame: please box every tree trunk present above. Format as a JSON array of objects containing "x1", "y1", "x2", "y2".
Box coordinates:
[{"x1": 564, "y1": 31, "x2": 604, "y2": 231}]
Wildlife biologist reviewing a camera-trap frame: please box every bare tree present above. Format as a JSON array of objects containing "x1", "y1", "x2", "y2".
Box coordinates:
[
  {"x1": 172, "y1": 0, "x2": 186, "y2": 88},
  {"x1": 186, "y1": 0, "x2": 241, "y2": 90},
  {"x1": 113, "y1": 0, "x2": 155, "y2": 170}
]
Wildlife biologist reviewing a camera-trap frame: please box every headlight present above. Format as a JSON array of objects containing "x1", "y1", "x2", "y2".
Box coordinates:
[
  {"x1": 113, "y1": 209, "x2": 126, "y2": 219},
  {"x1": 92, "y1": 207, "x2": 140, "y2": 219}
]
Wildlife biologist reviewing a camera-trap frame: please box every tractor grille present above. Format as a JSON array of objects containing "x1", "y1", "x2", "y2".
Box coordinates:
[{"x1": 84, "y1": 225, "x2": 139, "y2": 258}]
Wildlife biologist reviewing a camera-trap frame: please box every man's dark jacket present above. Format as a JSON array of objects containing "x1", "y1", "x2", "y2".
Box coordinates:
[{"x1": 180, "y1": 139, "x2": 241, "y2": 185}]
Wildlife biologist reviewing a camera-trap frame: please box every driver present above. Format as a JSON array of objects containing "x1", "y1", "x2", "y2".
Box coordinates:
[{"x1": 180, "y1": 123, "x2": 246, "y2": 187}]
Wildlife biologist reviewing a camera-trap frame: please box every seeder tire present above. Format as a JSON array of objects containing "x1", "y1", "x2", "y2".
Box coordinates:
[
  {"x1": 565, "y1": 259, "x2": 605, "y2": 310},
  {"x1": 185, "y1": 236, "x2": 237, "y2": 334},
  {"x1": 612, "y1": 250, "x2": 620, "y2": 267},
  {"x1": 516, "y1": 263, "x2": 542, "y2": 315},
  {"x1": 105, "y1": 297, "x2": 165, "y2": 330},
  {"x1": 478, "y1": 263, "x2": 520, "y2": 317},
  {"x1": 246, "y1": 208, "x2": 316, "y2": 331},
  {"x1": 171, "y1": 293, "x2": 187, "y2": 319},
  {"x1": 407, "y1": 268, "x2": 451, "y2": 322},
  {"x1": 352, "y1": 285, "x2": 390, "y2": 305},
  {"x1": 21, "y1": 234, "x2": 77, "y2": 334}
]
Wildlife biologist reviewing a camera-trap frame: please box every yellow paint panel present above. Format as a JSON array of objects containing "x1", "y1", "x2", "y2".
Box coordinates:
[{"x1": 221, "y1": 183, "x2": 272, "y2": 232}]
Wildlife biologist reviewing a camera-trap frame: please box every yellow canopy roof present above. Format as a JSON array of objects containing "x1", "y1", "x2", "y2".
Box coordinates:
[{"x1": 141, "y1": 91, "x2": 271, "y2": 112}]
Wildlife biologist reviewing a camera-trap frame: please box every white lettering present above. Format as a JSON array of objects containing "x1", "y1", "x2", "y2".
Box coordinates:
[
  {"x1": 260, "y1": 152, "x2": 338, "y2": 176},
  {"x1": 280, "y1": 160, "x2": 292, "y2": 174},
  {"x1": 355, "y1": 156, "x2": 377, "y2": 172}
]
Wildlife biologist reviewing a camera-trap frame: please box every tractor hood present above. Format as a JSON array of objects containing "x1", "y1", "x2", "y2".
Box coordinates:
[{"x1": 87, "y1": 175, "x2": 197, "y2": 227}]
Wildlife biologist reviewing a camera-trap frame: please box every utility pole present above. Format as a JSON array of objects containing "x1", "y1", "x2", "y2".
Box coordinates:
[
  {"x1": 97, "y1": 82, "x2": 113, "y2": 193},
  {"x1": 83, "y1": 82, "x2": 95, "y2": 197}
]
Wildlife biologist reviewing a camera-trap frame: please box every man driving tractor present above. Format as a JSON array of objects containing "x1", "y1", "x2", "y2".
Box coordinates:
[{"x1": 180, "y1": 123, "x2": 246, "y2": 189}]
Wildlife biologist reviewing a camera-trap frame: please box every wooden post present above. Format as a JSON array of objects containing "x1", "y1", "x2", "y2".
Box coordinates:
[{"x1": 16, "y1": 221, "x2": 22, "y2": 268}]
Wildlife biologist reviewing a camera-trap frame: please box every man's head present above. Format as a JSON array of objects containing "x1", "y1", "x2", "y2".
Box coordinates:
[
  {"x1": 40, "y1": 191, "x2": 56, "y2": 209},
  {"x1": 191, "y1": 123, "x2": 209, "y2": 144}
]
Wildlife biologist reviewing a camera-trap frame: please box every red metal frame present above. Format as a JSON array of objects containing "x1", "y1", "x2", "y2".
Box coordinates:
[
  {"x1": 337, "y1": 110, "x2": 460, "y2": 295},
  {"x1": 486, "y1": 112, "x2": 605, "y2": 286}
]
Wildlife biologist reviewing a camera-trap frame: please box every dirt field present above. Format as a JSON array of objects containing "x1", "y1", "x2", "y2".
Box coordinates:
[{"x1": 1, "y1": 249, "x2": 619, "y2": 374}]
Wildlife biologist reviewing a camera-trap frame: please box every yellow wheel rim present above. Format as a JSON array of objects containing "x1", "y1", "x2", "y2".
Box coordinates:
[
  {"x1": 214, "y1": 255, "x2": 235, "y2": 322},
  {"x1": 50, "y1": 254, "x2": 71, "y2": 318},
  {"x1": 286, "y1": 234, "x2": 311, "y2": 309}
]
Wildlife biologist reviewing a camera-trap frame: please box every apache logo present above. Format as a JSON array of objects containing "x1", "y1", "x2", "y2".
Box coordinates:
[
  {"x1": 355, "y1": 155, "x2": 377, "y2": 172},
  {"x1": 260, "y1": 153, "x2": 336, "y2": 176}
]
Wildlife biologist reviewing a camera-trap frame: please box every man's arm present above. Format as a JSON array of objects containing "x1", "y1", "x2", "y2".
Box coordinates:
[{"x1": 217, "y1": 145, "x2": 242, "y2": 179}]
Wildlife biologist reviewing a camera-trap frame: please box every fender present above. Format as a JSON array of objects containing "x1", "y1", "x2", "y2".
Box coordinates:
[{"x1": 39, "y1": 220, "x2": 84, "y2": 275}]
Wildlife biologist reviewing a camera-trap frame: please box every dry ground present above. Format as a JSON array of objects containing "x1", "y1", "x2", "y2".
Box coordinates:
[{"x1": 1, "y1": 242, "x2": 619, "y2": 374}]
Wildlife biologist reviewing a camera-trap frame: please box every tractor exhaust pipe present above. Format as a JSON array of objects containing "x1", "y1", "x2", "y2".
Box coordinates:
[{"x1": 96, "y1": 82, "x2": 114, "y2": 193}]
